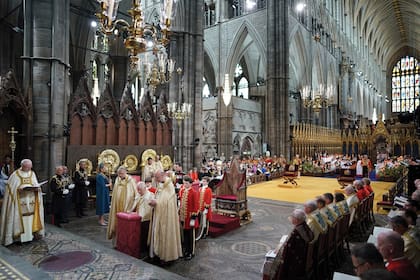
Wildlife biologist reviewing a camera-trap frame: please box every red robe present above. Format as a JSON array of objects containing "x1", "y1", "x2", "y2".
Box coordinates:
[
  {"x1": 199, "y1": 186, "x2": 212, "y2": 220},
  {"x1": 179, "y1": 186, "x2": 199, "y2": 229}
]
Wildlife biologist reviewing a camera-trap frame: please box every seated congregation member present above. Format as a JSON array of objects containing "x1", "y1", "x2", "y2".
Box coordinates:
[
  {"x1": 316, "y1": 196, "x2": 337, "y2": 226},
  {"x1": 334, "y1": 192, "x2": 350, "y2": 215},
  {"x1": 362, "y1": 177, "x2": 374, "y2": 194},
  {"x1": 351, "y1": 243, "x2": 386, "y2": 277},
  {"x1": 148, "y1": 171, "x2": 183, "y2": 262},
  {"x1": 354, "y1": 179, "x2": 369, "y2": 201},
  {"x1": 96, "y1": 163, "x2": 111, "y2": 226},
  {"x1": 404, "y1": 199, "x2": 420, "y2": 225},
  {"x1": 411, "y1": 189, "x2": 420, "y2": 203},
  {"x1": 179, "y1": 176, "x2": 199, "y2": 260},
  {"x1": 303, "y1": 200, "x2": 328, "y2": 241},
  {"x1": 199, "y1": 176, "x2": 212, "y2": 238},
  {"x1": 131, "y1": 181, "x2": 154, "y2": 257},
  {"x1": 359, "y1": 269, "x2": 399, "y2": 280},
  {"x1": 389, "y1": 215, "x2": 420, "y2": 270},
  {"x1": 404, "y1": 209, "x2": 418, "y2": 226},
  {"x1": 344, "y1": 185, "x2": 359, "y2": 225},
  {"x1": 323, "y1": 192, "x2": 342, "y2": 219},
  {"x1": 107, "y1": 166, "x2": 137, "y2": 246},
  {"x1": 269, "y1": 209, "x2": 314, "y2": 279},
  {"x1": 377, "y1": 231, "x2": 419, "y2": 279}
]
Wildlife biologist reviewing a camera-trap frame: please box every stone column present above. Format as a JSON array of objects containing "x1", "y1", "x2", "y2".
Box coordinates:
[
  {"x1": 217, "y1": 93, "x2": 232, "y2": 159},
  {"x1": 111, "y1": 56, "x2": 128, "y2": 101},
  {"x1": 169, "y1": 0, "x2": 204, "y2": 170},
  {"x1": 265, "y1": 0, "x2": 289, "y2": 157},
  {"x1": 22, "y1": 0, "x2": 70, "y2": 179},
  {"x1": 339, "y1": 62, "x2": 349, "y2": 115}
]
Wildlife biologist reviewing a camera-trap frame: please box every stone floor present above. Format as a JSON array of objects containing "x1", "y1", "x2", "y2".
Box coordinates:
[{"x1": 2, "y1": 196, "x2": 384, "y2": 279}]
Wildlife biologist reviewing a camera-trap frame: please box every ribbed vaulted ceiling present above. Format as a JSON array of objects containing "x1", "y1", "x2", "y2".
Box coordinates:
[{"x1": 354, "y1": 0, "x2": 420, "y2": 68}]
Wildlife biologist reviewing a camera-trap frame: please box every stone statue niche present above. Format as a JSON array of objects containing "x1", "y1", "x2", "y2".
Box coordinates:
[{"x1": 374, "y1": 135, "x2": 389, "y2": 163}]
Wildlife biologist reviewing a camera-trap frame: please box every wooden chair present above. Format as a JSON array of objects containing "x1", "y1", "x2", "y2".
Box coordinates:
[
  {"x1": 314, "y1": 231, "x2": 329, "y2": 280},
  {"x1": 282, "y1": 165, "x2": 299, "y2": 186},
  {"x1": 214, "y1": 159, "x2": 248, "y2": 219},
  {"x1": 337, "y1": 168, "x2": 355, "y2": 187},
  {"x1": 327, "y1": 222, "x2": 338, "y2": 270}
]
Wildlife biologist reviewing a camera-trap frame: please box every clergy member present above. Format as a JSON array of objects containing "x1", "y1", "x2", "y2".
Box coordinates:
[
  {"x1": 142, "y1": 158, "x2": 155, "y2": 182},
  {"x1": 0, "y1": 159, "x2": 45, "y2": 246},
  {"x1": 131, "y1": 181, "x2": 154, "y2": 257},
  {"x1": 148, "y1": 170, "x2": 183, "y2": 262},
  {"x1": 107, "y1": 166, "x2": 137, "y2": 245}
]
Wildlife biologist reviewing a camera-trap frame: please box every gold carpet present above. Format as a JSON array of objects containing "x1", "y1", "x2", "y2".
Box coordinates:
[{"x1": 247, "y1": 176, "x2": 395, "y2": 213}]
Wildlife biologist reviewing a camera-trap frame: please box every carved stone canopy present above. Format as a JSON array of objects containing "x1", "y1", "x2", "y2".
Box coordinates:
[{"x1": 0, "y1": 70, "x2": 31, "y2": 119}]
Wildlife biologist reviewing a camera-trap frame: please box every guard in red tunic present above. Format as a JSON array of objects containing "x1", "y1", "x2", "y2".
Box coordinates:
[
  {"x1": 199, "y1": 176, "x2": 212, "y2": 238},
  {"x1": 179, "y1": 175, "x2": 199, "y2": 260}
]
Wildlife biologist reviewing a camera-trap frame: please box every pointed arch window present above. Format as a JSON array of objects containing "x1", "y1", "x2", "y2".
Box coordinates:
[
  {"x1": 202, "y1": 77, "x2": 211, "y2": 98},
  {"x1": 391, "y1": 56, "x2": 419, "y2": 113},
  {"x1": 233, "y1": 64, "x2": 249, "y2": 99},
  {"x1": 92, "y1": 60, "x2": 100, "y2": 104}
]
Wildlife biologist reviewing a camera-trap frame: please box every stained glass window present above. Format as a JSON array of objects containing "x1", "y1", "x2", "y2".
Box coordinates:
[{"x1": 391, "y1": 56, "x2": 419, "y2": 113}]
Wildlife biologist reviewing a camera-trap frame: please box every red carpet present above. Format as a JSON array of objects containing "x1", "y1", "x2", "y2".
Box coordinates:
[
  {"x1": 39, "y1": 251, "x2": 94, "y2": 272},
  {"x1": 208, "y1": 214, "x2": 240, "y2": 237}
]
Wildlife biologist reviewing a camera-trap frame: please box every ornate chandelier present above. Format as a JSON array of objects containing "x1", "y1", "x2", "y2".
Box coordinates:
[
  {"x1": 137, "y1": 51, "x2": 176, "y2": 92},
  {"x1": 167, "y1": 68, "x2": 192, "y2": 125},
  {"x1": 301, "y1": 84, "x2": 333, "y2": 113},
  {"x1": 95, "y1": 0, "x2": 178, "y2": 71}
]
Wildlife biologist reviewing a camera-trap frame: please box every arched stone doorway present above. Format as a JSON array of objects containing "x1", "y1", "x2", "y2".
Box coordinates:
[{"x1": 241, "y1": 136, "x2": 253, "y2": 157}]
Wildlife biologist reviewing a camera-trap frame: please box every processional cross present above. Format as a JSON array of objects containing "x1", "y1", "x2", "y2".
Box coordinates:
[{"x1": 8, "y1": 126, "x2": 18, "y2": 166}]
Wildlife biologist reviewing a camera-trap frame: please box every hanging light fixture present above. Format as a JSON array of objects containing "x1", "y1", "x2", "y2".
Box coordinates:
[
  {"x1": 301, "y1": 84, "x2": 333, "y2": 113},
  {"x1": 95, "y1": 0, "x2": 178, "y2": 71},
  {"x1": 167, "y1": 68, "x2": 192, "y2": 125}
]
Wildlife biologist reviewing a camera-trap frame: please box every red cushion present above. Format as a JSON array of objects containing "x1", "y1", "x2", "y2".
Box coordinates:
[
  {"x1": 117, "y1": 212, "x2": 142, "y2": 221},
  {"x1": 216, "y1": 195, "x2": 238, "y2": 201}
]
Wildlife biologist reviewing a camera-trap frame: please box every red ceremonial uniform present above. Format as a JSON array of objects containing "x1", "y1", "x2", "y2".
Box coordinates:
[
  {"x1": 189, "y1": 171, "x2": 199, "y2": 182},
  {"x1": 356, "y1": 187, "x2": 369, "y2": 201},
  {"x1": 199, "y1": 186, "x2": 212, "y2": 221},
  {"x1": 179, "y1": 186, "x2": 199, "y2": 229}
]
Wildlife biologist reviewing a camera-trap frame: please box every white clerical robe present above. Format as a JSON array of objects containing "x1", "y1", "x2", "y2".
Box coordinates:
[
  {"x1": 142, "y1": 164, "x2": 155, "y2": 180},
  {"x1": 132, "y1": 190, "x2": 154, "y2": 222},
  {"x1": 107, "y1": 175, "x2": 137, "y2": 240},
  {"x1": 0, "y1": 168, "x2": 45, "y2": 246},
  {"x1": 148, "y1": 178, "x2": 183, "y2": 261}
]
